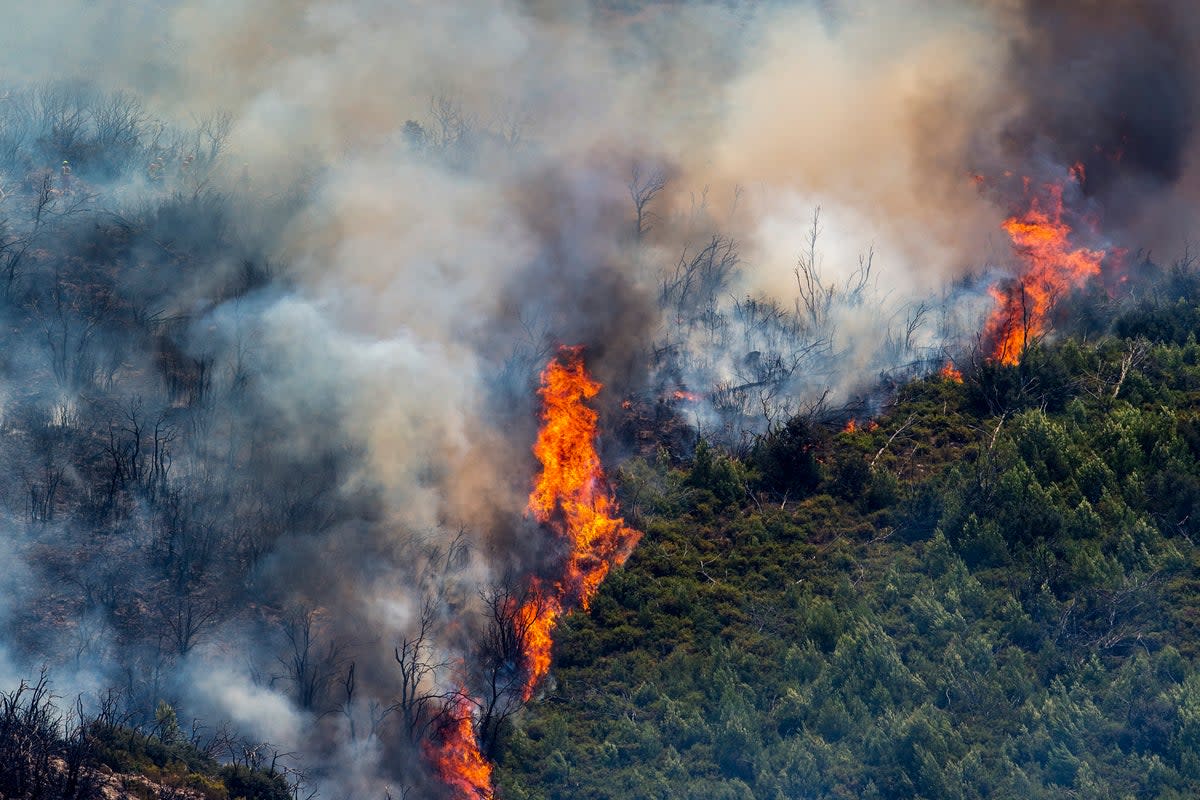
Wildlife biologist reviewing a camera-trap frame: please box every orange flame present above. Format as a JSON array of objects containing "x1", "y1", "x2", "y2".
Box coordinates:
[
  {"x1": 671, "y1": 389, "x2": 701, "y2": 403},
  {"x1": 425, "y1": 693, "x2": 494, "y2": 800},
  {"x1": 984, "y1": 181, "x2": 1105, "y2": 365},
  {"x1": 940, "y1": 362, "x2": 963, "y2": 383},
  {"x1": 425, "y1": 347, "x2": 640, "y2": 798},
  {"x1": 517, "y1": 346, "x2": 642, "y2": 700},
  {"x1": 842, "y1": 419, "x2": 858, "y2": 434}
]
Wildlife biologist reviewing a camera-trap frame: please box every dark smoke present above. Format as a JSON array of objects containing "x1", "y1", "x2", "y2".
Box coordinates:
[
  {"x1": 991, "y1": 0, "x2": 1200, "y2": 223},
  {"x1": 503, "y1": 163, "x2": 658, "y2": 396}
]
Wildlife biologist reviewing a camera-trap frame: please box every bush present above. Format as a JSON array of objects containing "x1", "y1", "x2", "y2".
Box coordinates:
[
  {"x1": 90, "y1": 722, "x2": 216, "y2": 775},
  {"x1": 219, "y1": 765, "x2": 291, "y2": 800},
  {"x1": 751, "y1": 416, "x2": 824, "y2": 498}
]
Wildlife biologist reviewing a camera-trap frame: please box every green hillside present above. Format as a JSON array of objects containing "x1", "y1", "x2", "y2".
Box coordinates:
[{"x1": 494, "y1": 276, "x2": 1200, "y2": 799}]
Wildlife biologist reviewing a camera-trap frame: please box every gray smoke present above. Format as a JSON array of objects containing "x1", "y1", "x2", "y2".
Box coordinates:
[{"x1": 0, "y1": 1, "x2": 1198, "y2": 796}]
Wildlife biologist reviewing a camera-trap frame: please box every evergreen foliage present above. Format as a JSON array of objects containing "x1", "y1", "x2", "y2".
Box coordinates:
[{"x1": 497, "y1": 305, "x2": 1200, "y2": 799}]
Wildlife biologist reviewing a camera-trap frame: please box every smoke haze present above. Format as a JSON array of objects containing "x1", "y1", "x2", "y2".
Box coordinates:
[{"x1": 1, "y1": 0, "x2": 1199, "y2": 795}]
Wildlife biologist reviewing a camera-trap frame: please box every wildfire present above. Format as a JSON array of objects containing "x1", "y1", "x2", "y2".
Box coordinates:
[
  {"x1": 841, "y1": 418, "x2": 878, "y2": 434},
  {"x1": 984, "y1": 180, "x2": 1105, "y2": 365},
  {"x1": 940, "y1": 362, "x2": 963, "y2": 383},
  {"x1": 671, "y1": 389, "x2": 701, "y2": 403},
  {"x1": 425, "y1": 693, "x2": 494, "y2": 800},
  {"x1": 424, "y1": 346, "x2": 641, "y2": 797},
  {"x1": 518, "y1": 346, "x2": 642, "y2": 699}
]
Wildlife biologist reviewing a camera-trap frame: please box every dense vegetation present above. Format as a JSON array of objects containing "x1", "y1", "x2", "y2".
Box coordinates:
[{"x1": 494, "y1": 264, "x2": 1200, "y2": 799}]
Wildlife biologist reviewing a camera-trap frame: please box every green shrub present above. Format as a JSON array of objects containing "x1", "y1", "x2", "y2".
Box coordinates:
[{"x1": 219, "y1": 765, "x2": 290, "y2": 800}]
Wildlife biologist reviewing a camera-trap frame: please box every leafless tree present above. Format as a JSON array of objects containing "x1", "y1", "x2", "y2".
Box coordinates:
[
  {"x1": 630, "y1": 163, "x2": 668, "y2": 240},
  {"x1": 901, "y1": 300, "x2": 930, "y2": 352},
  {"x1": 38, "y1": 267, "x2": 112, "y2": 393},
  {"x1": 392, "y1": 599, "x2": 445, "y2": 742},
  {"x1": 161, "y1": 591, "x2": 220, "y2": 659},
  {"x1": 276, "y1": 607, "x2": 346, "y2": 712},
  {"x1": 1082, "y1": 337, "x2": 1150, "y2": 401},
  {"x1": 430, "y1": 95, "x2": 471, "y2": 150},
  {"x1": 92, "y1": 90, "x2": 147, "y2": 163},
  {"x1": 338, "y1": 663, "x2": 394, "y2": 743},
  {"x1": 794, "y1": 206, "x2": 874, "y2": 333},
  {"x1": 475, "y1": 581, "x2": 549, "y2": 755},
  {"x1": 0, "y1": 672, "x2": 103, "y2": 800},
  {"x1": 35, "y1": 82, "x2": 90, "y2": 161},
  {"x1": 194, "y1": 111, "x2": 233, "y2": 167},
  {"x1": 105, "y1": 397, "x2": 175, "y2": 506},
  {"x1": 660, "y1": 235, "x2": 738, "y2": 323}
]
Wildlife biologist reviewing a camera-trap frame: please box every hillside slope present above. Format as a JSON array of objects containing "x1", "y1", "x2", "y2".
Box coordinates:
[{"x1": 495, "y1": 281, "x2": 1200, "y2": 799}]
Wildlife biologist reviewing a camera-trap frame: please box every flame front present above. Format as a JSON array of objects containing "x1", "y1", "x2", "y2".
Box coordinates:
[
  {"x1": 518, "y1": 346, "x2": 642, "y2": 700},
  {"x1": 984, "y1": 181, "x2": 1105, "y2": 365},
  {"x1": 940, "y1": 362, "x2": 963, "y2": 383},
  {"x1": 425, "y1": 693, "x2": 494, "y2": 800},
  {"x1": 424, "y1": 346, "x2": 640, "y2": 797}
]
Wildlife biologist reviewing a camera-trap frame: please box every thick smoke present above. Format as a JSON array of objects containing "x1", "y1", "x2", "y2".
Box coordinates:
[
  {"x1": 0, "y1": 0, "x2": 1198, "y2": 796},
  {"x1": 996, "y1": 1, "x2": 1200, "y2": 203}
]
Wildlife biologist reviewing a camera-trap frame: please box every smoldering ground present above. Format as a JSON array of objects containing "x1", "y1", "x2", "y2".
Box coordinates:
[{"x1": 1, "y1": 0, "x2": 1200, "y2": 795}]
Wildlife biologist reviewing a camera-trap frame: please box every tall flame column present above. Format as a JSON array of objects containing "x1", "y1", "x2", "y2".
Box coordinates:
[
  {"x1": 425, "y1": 346, "x2": 642, "y2": 798},
  {"x1": 517, "y1": 345, "x2": 642, "y2": 699}
]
